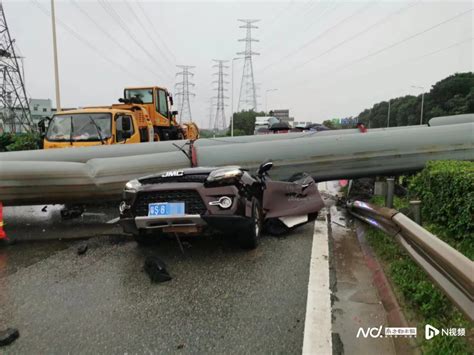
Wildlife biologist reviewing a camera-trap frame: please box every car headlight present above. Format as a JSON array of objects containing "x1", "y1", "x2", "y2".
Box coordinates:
[
  {"x1": 124, "y1": 179, "x2": 141, "y2": 191},
  {"x1": 206, "y1": 167, "x2": 243, "y2": 183}
]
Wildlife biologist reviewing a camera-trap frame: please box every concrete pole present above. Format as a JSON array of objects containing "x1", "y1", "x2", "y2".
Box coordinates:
[
  {"x1": 410, "y1": 200, "x2": 422, "y2": 225},
  {"x1": 385, "y1": 177, "x2": 395, "y2": 208},
  {"x1": 420, "y1": 92, "x2": 425, "y2": 125},
  {"x1": 231, "y1": 57, "x2": 243, "y2": 137},
  {"x1": 387, "y1": 100, "x2": 391, "y2": 128},
  {"x1": 51, "y1": 0, "x2": 61, "y2": 112}
]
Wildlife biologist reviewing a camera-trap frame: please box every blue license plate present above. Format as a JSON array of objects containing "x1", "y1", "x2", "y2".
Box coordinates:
[{"x1": 148, "y1": 202, "x2": 185, "y2": 216}]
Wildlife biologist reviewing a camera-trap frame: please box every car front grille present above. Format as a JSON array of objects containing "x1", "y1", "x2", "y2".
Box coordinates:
[
  {"x1": 140, "y1": 174, "x2": 208, "y2": 185},
  {"x1": 134, "y1": 190, "x2": 206, "y2": 216}
]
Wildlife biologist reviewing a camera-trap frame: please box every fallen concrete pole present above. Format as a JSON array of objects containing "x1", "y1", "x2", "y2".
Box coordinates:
[
  {"x1": 0, "y1": 125, "x2": 424, "y2": 163},
  {"x1": 0, "y1": 122, "x2": 472, "y2": 206},
  {"x1": 429, "y1": 113, "x2": 474, "y2": 126}
]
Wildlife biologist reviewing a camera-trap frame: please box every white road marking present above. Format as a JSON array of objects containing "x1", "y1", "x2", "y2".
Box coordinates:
[{"x1": 302, "y1": 210, "x2": 332, "y2": 354}]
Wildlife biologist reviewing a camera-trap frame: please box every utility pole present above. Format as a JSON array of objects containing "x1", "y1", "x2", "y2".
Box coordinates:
[
  {"x1": 265, "y1": 88, "x2": 277, "y2": 113},
  {"x1": 231, "y1": 57, "x2": 243, "y2": 137},
  {"x1": 175, "y1": 65, "x2": 195, "y2": 123},
  {"x1": 212, "y1": 59, "x2": 229, "y2": 133},
  {"x1": 0, "y1": 2, "x2": 33, "y2": 133},
  {"x1": 207, "y1": 97, "x2": 214, "y2": 130},
  {"x1": 411, "y1": 85, "x2": 425, "y2": 125},
  {"x1": 237, "y1": 19, "x2": 259, "y2": 112},
  {"x1": 50, "y1": 0, "x2": 61, "y2": 112},
  {"x1": 387, "y1": 99, "x2": 391, "y2": 128}
]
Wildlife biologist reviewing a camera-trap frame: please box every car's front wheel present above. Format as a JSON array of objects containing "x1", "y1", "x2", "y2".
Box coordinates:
[{"x1": 239, "y1": 199, "x2": 262, "y2": 249}]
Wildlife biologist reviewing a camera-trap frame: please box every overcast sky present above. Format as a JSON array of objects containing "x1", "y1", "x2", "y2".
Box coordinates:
[{"x1": 4, "y1": 0, "x2": 473, "y2": 128}]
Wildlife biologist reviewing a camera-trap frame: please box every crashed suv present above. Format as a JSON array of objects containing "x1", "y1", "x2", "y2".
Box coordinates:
[{"x1": 119, "y1": 161, "x2": 325, "y2": 249}]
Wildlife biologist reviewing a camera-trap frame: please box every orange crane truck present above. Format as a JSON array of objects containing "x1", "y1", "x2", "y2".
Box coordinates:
[{"x1": 42, "y1": 86, "x2": 199, "y2": 149}]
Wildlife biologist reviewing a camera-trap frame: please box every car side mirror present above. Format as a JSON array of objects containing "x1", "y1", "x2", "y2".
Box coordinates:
[
  {"x1": 171, "y1": 110, "x2": 178, "y2": 116},
  {"x1": 257, "y1": 160, "x2": 273, "y2": 177},
  {"x1": 169, "y1": 95, "x2": 174, "y2": 106}
]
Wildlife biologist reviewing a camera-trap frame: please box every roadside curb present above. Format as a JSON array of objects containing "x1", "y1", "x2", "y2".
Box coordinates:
[{"x1": 354, "y1": 220, "x2": 421, "y2": 355}]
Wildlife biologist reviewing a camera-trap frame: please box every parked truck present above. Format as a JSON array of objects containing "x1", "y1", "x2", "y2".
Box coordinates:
[{"x1": 42, "y1": 86, "x2": 199, "y2": 149}]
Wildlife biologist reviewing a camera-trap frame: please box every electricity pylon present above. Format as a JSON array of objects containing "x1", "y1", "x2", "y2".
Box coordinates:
[
  {"x1": 0, "y1": 2, "x2": 32, "y2": 133},
  {"x1": 237, "y1": 19, "x2": 259, "y2": 112},
  {"x1": 212, "y1": 59, "x2": 229, "y2": 131},
  {"x1": 175, "y1": 65, "x2": 195, "y2": 123}
]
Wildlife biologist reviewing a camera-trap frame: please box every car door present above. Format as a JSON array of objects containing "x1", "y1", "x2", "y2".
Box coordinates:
[{"x1": 262, "y1": 175, "x2": 325, "y2": 219}]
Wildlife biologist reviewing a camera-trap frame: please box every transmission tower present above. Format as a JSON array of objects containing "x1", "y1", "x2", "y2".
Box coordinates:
[
  {"x1": 0, "y1": 2, "x2": 32, "y2": 133},
  {"x1": 212, "y1": 59, "x2": 229, "y2": 131},
  {"x1": 237, "y1": 19, "x2": 259, "y2": 112},
  {"x1": 175, "y1": 65, "x2": 195, "y2": 123}
]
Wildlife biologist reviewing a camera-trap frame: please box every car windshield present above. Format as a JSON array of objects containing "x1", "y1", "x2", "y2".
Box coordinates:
[
  {"x1": 46, "y1": 113, "x2": 112, "y2": 141},
  {"x1": 124, "y1": 88, "x2": 153, "y2": 104}
]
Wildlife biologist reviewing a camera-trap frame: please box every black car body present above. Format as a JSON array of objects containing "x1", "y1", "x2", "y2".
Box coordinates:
[{"x1": 119, "y1": 162, "x2": 325, "y2": 249}]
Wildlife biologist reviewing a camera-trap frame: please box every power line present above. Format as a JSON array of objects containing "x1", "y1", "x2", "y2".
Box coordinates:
[
  {"x1": 135, "y1": 0, "x2": 178, "y2": 65},
  {"x1": 299, "y1": 37, "x2": 473, "y2": 93},
  {"x1": 70, "y1": 0, "x2": 164, "y2": 80},
  {"x1": 258, "y1": 2, "x2": 374, "y2": 74},
  {"x1": 294, "y1": 1, "x2": 420, "y2": 71},
  {"x1": 335, "y1": 8, "x2": 473, "y2": 73},
  {"x1": 281, "y1": 8, "x2": 473, "y2": 90},
  {"x1": 175, "y1": 65, "x2": 195, "y2": 122},
  {"x1": 32, "y1": 0, "x2": 145, "y2": 82},
  {"x1": 258, "y1": 1, "x2": 339, "y2": 58},
  {"x1": 237, "y1": 19, "x2": 260, "y2": 111},
  {"x1": 123, "y1": 1, "x2": 175, "y2": 69},
  {"x1": 97, "y1": 0, "x2": 173, "y2": 83}
]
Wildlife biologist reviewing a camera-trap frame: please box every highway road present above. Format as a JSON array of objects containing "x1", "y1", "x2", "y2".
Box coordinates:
[{"x1": 0, "y1": 183, "x2": 399, "y2": 354}]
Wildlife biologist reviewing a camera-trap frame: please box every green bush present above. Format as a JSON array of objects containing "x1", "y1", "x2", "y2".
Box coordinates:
[
  {"x1": 4, "y1": 132, "x2": 41, "y2": 151},
  {"x1": 410, "y1": 161, "x2": 474, "y2": 238},
  {"x1": 0, "y1": 133, "x2": 14, "y2": 152}
]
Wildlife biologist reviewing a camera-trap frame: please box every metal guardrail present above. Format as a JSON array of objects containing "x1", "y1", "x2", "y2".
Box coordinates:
[{"x1": 346, "y1": 200, "x2": 474, "y2": 322}]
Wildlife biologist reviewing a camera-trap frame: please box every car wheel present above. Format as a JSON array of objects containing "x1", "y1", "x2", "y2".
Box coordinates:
[
  {"x1": 239, "y1": 199, "x2": 262, "y2": 249},
  {"x1": 264, "y1": 218, "x2": 290, "y2": 236},
  {"x1": 134, "y1": 229, "x2": 162, "y2": 246}
]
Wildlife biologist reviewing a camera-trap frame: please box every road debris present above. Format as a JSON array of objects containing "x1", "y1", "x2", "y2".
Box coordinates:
[
  {"x1": 77, "y1": 243, "x2": 88, "y2": 255},
  {"x1": 0, "y1": 328, "x2": 19, "y2": 347},
  {"x1": 144, "y1": 256, "x2": 172, "y2": 283}
]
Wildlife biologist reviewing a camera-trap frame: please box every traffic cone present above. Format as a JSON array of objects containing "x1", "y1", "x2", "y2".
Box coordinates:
[{"x1": 0, "y1": 202, "x2": 7, "y2": 241}]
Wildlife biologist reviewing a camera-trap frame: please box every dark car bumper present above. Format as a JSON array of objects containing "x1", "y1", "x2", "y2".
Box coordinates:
[{"x1": 119, "y1": 214, "x2": 252, "y2": 236}]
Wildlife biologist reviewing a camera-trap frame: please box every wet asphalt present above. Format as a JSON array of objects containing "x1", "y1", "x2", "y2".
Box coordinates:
[{"x1": 0, "y1": 225, "x2": 314, "y2": 354}]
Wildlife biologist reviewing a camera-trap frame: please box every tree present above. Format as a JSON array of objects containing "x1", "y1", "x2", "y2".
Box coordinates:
[
  {"x1": 356, "y1": 72, "x2": 473, "y2": 128},
  {"x1": 229, "y1": 110, "x2": 266, "y2": 136}
]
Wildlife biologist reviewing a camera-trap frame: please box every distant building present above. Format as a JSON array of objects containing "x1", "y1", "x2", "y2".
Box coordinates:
[
  {"x1": 30, "y1": 98, "x2": 54, "y2": 125},
  {"x1": 0, "y1": 98, "x2": 74, "y2": 133},
  {"x1": 269, "y1": 109, "x2": 294, "y2": 127}
]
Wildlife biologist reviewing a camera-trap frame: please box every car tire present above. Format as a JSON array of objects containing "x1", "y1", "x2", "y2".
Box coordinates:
[
  {"x1": 134, "y1": 229, "x2": 162, "y2": 246},
  {"x1": 264, "y1": 218, "x2": 290, "y2": 236},
  {"x1": 239, "y1": 199, "x2": 262, "y2": 250}
]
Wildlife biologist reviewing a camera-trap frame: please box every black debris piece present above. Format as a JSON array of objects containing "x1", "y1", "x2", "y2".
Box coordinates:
[
  {"x1": 77, "y1": 243, "x2": 88, "y2": 255},
  {"x1": 41, "y1": 205, "x2": 48, "y2": 212},
  {"x1": 0, "y1": 328, "x2": 19, "y2": 347},
  {"x1": 144, "y1": 256, "x2": 172, "y2": 283}
]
